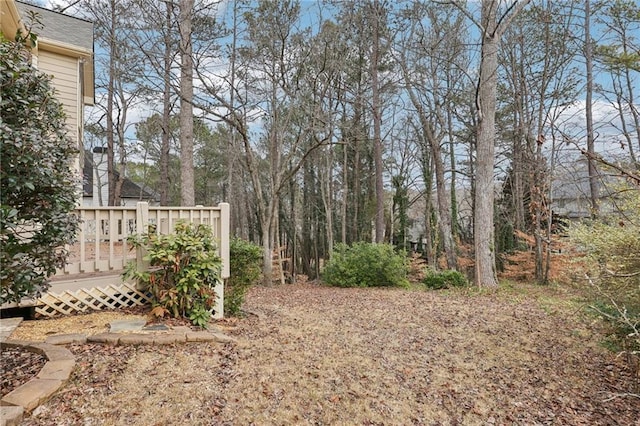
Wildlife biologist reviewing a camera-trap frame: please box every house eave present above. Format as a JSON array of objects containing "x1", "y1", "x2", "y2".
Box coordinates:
[
  {"x1": 37, "y1": 38, "x2": 94, "y2": 105},
  {"x1": 0, "y1": 0, "x2": 26, "y2": 43}
]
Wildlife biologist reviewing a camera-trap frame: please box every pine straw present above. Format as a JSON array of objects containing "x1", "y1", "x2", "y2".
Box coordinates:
[
  {"x1": 18, "y1": 282, "x2": 640, "y2": 425},
  {"x1": 10, "y1": 311, "x2": 147, "y2": 342}
]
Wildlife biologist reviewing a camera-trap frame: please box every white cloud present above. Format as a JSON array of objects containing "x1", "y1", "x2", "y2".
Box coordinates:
[{"x1": 545, "y1": 98, "x2": 639, "y2": 161}]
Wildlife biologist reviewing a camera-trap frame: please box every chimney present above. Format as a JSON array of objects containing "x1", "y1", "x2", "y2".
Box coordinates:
[{"x1": 92, "y1": 147, "x2": 108, "y2": 206}]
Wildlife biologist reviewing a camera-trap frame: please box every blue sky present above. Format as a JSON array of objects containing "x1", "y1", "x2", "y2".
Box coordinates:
[{"x1": 38, "y1": 0, "x2": 638, "y2": 166}]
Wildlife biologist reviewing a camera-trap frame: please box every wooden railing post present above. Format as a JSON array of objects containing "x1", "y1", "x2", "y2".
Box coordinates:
[
  {"x1": 135, "y1": 202, "x2": 150, "y2": 283},
  {"x1": 219, "y1": 202, "x2": 230, "y2": 279},
  {"x1": 214, "y1": 202, "x2": 230, "y2": 319}
]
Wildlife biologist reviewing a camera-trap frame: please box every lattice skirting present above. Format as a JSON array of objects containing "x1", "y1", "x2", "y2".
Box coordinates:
[{"x1": 36, "y1": 283, "x2": 152, "y2": 318}]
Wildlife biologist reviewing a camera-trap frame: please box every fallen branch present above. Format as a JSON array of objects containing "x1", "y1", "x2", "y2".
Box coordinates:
[
  {"x1": 599, "y1": 392, "x2": 640, "y2": 403},
  {"x1": 604, "y1": 268, "x2": 640, "y2": 279}
]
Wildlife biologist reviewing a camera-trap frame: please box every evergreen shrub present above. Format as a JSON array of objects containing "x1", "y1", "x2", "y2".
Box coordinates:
[
  {"x1": 225, "y1": 237, "x2": 262, "y2": 316},
  {"x1": 124, "y1": 222, "x2": 222, "y2": 328},
  {"x1": 423, "y1": 269, "x2": 468, "y2": 290},
  {"x1": 322, "y1": 242, "x2": 409, "y2": 288},
  {"x1": 1, "y1": 38, "x2": 80, "y2": 303}
]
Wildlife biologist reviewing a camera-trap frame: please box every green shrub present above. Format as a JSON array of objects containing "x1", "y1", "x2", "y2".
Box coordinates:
[
  {"x1": 322, "y1": 242, "x2": 409, "y2": 288},
  {"x1": 423, "y1": 268, "x2": 469, "y2": 290},
  {"x1": 124, "y1": 222, "x2": 222, "y2": 328},
  {"x1": 588, "y1": 301, "x2": 639, "y2": 353},
  {"x1": 225, "y1": 238, "x2": 262, "y2": 316},
  {"x1": 1, "y1": 38, "x2": 80, "y2": 303},
  {"x1": 569, "y1": 182, "x2": 639, "y2": 358}
]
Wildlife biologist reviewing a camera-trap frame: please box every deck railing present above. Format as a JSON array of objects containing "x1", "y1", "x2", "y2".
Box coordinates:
[
  {"x1": 55, "y1": 202, "x2": 230, "y2": 278},
  {"x1": 41, "y1": 202, "x2": 229, "y2": 319}
]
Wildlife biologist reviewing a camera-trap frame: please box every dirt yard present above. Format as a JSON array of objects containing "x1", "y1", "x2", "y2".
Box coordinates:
[{"x1": 18, "y1": 282, "x2": 639, "y2": 425}]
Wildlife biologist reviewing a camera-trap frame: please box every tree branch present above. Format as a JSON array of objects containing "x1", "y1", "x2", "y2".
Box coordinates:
[{"x1": 495, "y1": 0, "x2": 532, "y2": 39}]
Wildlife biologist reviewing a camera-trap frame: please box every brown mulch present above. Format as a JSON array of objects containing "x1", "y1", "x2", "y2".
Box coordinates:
[
  {"x1": 6, "y1": 281, "x2": 637, "y2": 425},
  {"x1": 1, "y1": 346, "x2": 47, "y2": 397}
]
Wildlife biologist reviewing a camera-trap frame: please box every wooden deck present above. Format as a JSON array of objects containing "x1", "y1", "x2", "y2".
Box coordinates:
[{"x1": 4, "y1": 202, "x2": 230, "y2": 318}]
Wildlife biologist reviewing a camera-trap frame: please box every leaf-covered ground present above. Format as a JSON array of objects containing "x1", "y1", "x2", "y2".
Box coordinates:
[
  {"x1": 21, "y1": 283, "x2": 639, "y2": 425},
  {"x1": 1, "y1": 347, "x2": 47, "y2": 397}
]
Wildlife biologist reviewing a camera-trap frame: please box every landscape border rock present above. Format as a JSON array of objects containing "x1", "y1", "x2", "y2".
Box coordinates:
[
  {"x1": 1, "y1": 325, "x2": 236, "y2": 426},
  {"x1": 0, "y1": 341, "x2": 74, "y2": 426}
]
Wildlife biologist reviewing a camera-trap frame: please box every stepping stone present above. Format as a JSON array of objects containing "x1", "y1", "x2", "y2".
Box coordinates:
[
  {"x1": 110, "y1": 319, "x2": 146, "y2": 332},
  {"x1": 0, "y1": 318, "x2": 23, "y2": 342}
]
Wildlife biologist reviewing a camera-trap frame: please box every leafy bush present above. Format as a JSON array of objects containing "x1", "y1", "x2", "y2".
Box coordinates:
[
  {"x1": 423, "y1": 269, "x2": 469, "y2": 290},
  {"x1": 124, "y1": 222, "x2": 222, "y2": 328},
  {"x1": 1, "y1": 38, "x2": 80, "y2": 303},
  {"x1": 225, "y1": 238, "x2": 262, "y2": 316},
  {"x1": 588, "y1": 301, "x2": 639, "y2": 352},
  {"x1": 569, "y1": 183, "x2": 640, "y2": 359},
  {"x1": 322, "y1": 242, "x2": 409, "y2": 288}
]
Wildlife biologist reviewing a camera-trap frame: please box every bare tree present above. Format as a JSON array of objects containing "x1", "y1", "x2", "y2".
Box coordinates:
[
  {"x1": 194, "y1": 1, "x2": 329, "y2": 284},
  {"x1": 393, "y1": 2, "x2": 469, "y2": 270},
  {"x1": 453, "y1": 0, "x2": 532, "y2": 286},
  {"x1": 594, "y1": 0, "x2": 640, "y2": 169},
  {"x1": 584, "y1": 0, "x2": 599, "y2": 217},
  {"x1": 83, "y1": 0, "x2": 144, "y2": 206},
  {"x1": 132, "y1": 0, "x2": 178, "y2": 206},
  {"x1": 498, "y1": 0, "x2": 580, "y2": 283},
  {"x1": 370, "y1": 0, "x2": 386, "y2": 243},
  {"x1": 179, "y1": 0, "x2": 195, "y2": 206}
]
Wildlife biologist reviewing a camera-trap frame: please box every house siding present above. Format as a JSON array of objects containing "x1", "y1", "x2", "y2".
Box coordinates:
[{"x1": 37, "y1": 50, "x2": 80, "y2": 140}]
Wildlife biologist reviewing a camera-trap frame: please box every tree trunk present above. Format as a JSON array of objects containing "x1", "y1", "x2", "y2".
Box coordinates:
[
  {"x1": 227, "y1": 0, "x2": 238, "y2": 223},
  {"x1": 584, "y1": 0, "x2": 599, "y2": 217},
  {"x1": 353, "y1": 126, "x2": 361, "y2": 242},
  {"x1": 474, "y1": 1, "x2": 500, "y2": 287},
  {"x1": 342, "y1": 115, "x2": 348, "y2": 244},
  {"x1": 446, "y1": 106, "x2": 458, "y2": 242},
  {"x1": 370, "y1": 0, "x2": 384, "y2": 244},
  {"x1": 160, "y1": 0, "x2": 173, "y2": 206},
  {"x1": 261, "y1": 220, "x2": 273, "y2": 286},
  {"x1": 289, "y1": 172, "x2": 297, "y2": 283},
  {"x1": 179, "y1": 0, "x2": 195, "y2": 206},
  {"x1": 322, "y1": 146, "x2": 334, "y2": 254},
  {"x1": 433, "y1": 139, "x2": 457, "y2": 270},
  {"x1": 114, "y1": 88, "x2": 127, "y2": 206},
  {"x1": 421, "y1": 144, "x2": 436, "y2": 268},
  {"x1": 409, "y1": 90, "x2": 457, "y2": 270},
  {"x1": 532, "y1": 144, "x2": 545, "y2": 283},
  {"x1": 106, "y1": 0, "x2": 116, "y2": 206}
]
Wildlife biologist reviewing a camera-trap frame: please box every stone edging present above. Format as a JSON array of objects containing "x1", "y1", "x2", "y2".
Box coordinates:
[
  {"x1": 83, "y1": 330, "x2": 237, "y2": 345},
  {"x1": 0, "y1": 341, "x2": 74, "y2": 426},
  {"x1": 0, "y1": 331, "x2": 236, "y2": 426}
]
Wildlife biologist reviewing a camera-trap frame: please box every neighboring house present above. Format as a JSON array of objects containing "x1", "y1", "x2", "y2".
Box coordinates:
[
  {"x1": 1, "y1": 0, "x2": 94, "y2": 197},
  {"x1": 551, "y1": 158, "x2": 622, "y2": 219},
  {"x1": 83, "y1": 147, "x2": 159, "y2": 207}
]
